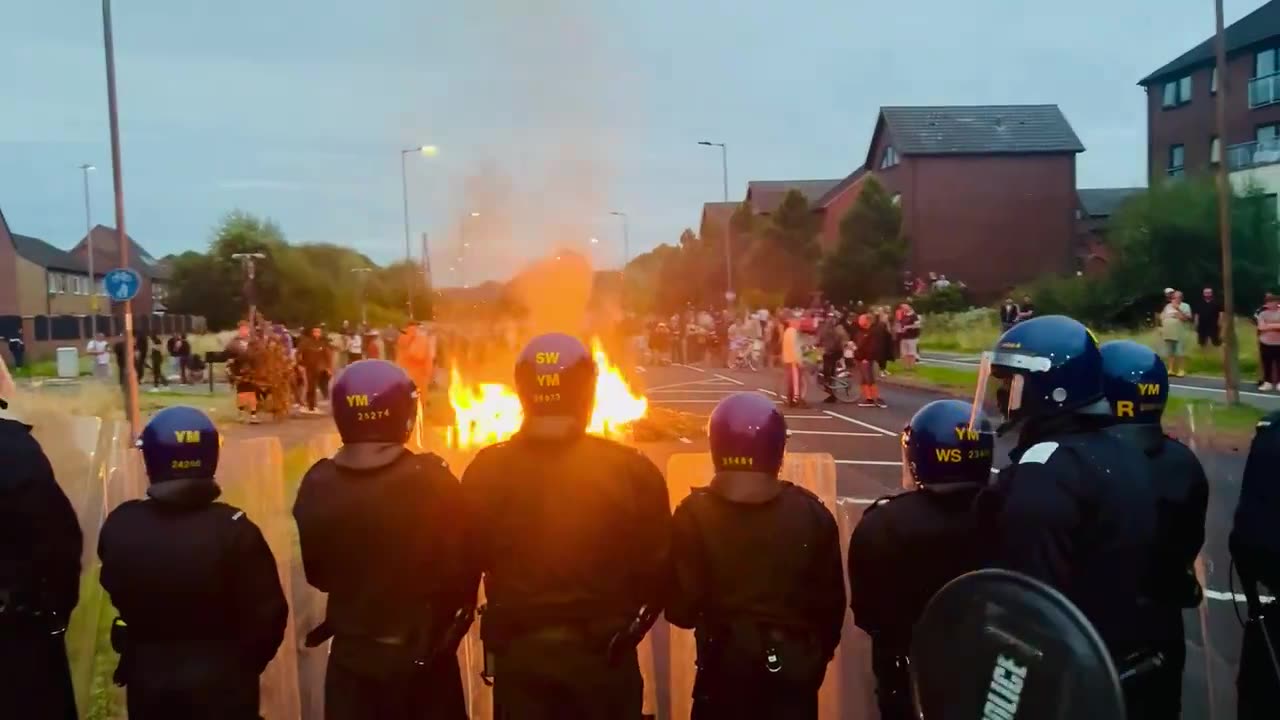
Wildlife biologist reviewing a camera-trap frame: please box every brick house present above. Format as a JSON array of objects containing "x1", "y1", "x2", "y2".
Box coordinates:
[
  {"x1": 69, "y1": 225, "x2": 172, "y2": 315},
  {"x1": 1075, "y1": 187, "x2": 1145, "y2": 275},
  {"x1": 864, "y1": 104, "x2": 1085, "y2": 296},
  {"x1": 1138, "y1": 0, "x2": 1280, "y2": 182}
]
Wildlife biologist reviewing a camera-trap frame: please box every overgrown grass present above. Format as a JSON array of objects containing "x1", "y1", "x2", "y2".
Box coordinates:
[{"x1": 918, "y1": 309, "x2": 1262, "y2": 378}]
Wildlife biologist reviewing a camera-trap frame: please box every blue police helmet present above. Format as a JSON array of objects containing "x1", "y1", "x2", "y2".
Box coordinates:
[
  {"x1": 986, "y1": 315, "x2": 1105, "y2": 428},
  {"x1": 709, "y1": 392, "x2": 789, "y2": 476},
  {"x1": 903, "y1": 399, "x2": 994, "y2": 488},
  {"x1": 1099, "y1": 340, "x2": 1168, "y2": 425},
  {"x1": 137, "y1": 406, "x2": 220, "y2": 483}
]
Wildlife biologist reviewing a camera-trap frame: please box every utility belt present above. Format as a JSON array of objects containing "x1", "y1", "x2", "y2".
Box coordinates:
[
  {"x1": 306, "y1": 604, "x2": 474, "y2": 677},
  {"x1": 479, "y1": 602, "x2": 650, "y2": 685},
  {"x1": 110, "y1": 618, "x2": 245, "y2": 689},
  {"x1": 0, "y1": 589, "x2": 66, "y2": 635},
  {"x1": 692, "y1": 616, "x2": 826, "y2": 698}
]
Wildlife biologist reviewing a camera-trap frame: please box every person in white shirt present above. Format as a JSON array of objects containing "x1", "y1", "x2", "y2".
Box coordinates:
[{"x1": 86, "y1": 332, "x2": 111, "y2": 379}]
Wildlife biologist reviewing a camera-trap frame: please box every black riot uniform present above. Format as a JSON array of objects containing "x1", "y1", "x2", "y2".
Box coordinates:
[
  {"x1": 461, "y1": 332, "x2": 672, "y2": 720},
  {"x1": 668, "y1": 392, "x2": 845, "y2": 720},
  {"x1": 98, "y1": 407, "x2": 288, "y2": 720},
  {"x1": 974, "y1": 317, "x2": 1158, "y2": 675},
  {"x1": 1100, "y1": 339, "x2": 1209, "y2": 719},
  {"x1": 0, "y1": 414, "x2": 82, "y2": 720},
  {"x1": 294, "y1": 360, "x2": 476, "y2": 719},
  {"x1": 1231, "y1": 409, "x2": 1280, "y2": 719},
  {"x1": 848, "y1": 399, "x2": 990, "y2": 720}
]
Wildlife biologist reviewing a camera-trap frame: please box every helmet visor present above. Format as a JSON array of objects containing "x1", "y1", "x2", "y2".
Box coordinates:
[{"x1": 970, "y1": 351, "x2": 1049, "y2": 433}]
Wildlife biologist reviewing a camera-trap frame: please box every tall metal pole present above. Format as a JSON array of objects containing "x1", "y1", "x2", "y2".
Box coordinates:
[
  {"x1": 102, "y1": 0, "x2": 139, "y2": 435},
  {"x1": 400, "y1": 150, "x2": 414, "y2": 321},
  {"x1": 721, "y1": 143, "x2": 732, "y2": 300},
  {"x1": 79, "y1": 164, "x2": 97, "y2": 337},
  {"x1": 1215, "y1": 0, "x2": 1240, "y2": 405},
  {"x1": 350, "y1": 268, "x2": 373, "y2": 326}
]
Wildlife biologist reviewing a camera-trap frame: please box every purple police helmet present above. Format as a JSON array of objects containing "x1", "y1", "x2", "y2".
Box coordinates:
[
  {"x1": 709, "y1": 392, "x2": 788, "y2": 475},
  {"x1": 137, "y1": 405, "x2": 220, "y2": 484},
  {"x1": 331, "y1": 359, "x2": 419, "y2": 444},
  {"x1": 514, "y1": 333, "x2": 597, "y2": 425}
]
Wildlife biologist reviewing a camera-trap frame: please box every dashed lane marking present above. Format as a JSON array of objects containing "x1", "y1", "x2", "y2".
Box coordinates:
[
  {"x1": 634, "y1": 366, "x2": 646, "y2": 373},
  {"x1": 713, "y1": 373, "x2": 746, "y2": 386},
  {"x1": 678, "y1": 436, "x2": 693, "y2": 444},
  {"x1": 789, "y1": 430, "x2": 881, "y2": 437},
  {"x1": 834, "y1": 459, "x2": 902, "y2": 466},
  {"x1": 649, "y1": 389, "x2": 741, "y2": 394},
  {"x1": 757, "y1": 388, "x2": 778, "y2": 396},
  {"x1": 673, "y1": 363, "x2": 706, "y2": 373},
  {"x1": 824, "y1": 410, "x2": 899, "y2": 437},
  {"x1": 654, "y1": 399, "x2": 783, "y2": 405},
  {"x1": 645, "y1": 378, "x2": 737, "y2": 392}
]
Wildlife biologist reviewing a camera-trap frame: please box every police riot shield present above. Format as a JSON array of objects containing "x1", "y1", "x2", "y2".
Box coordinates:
[
  {"x1": 1182, "y1": 402, "x2": 1243, "y2": 720},
  {"x1": 217, "y1": 436, "x2": 303, "y2": 720},
  {"x1": 911, "y1": 569, "x2": 1126, "y2": 720},
  {"x1": 297, "y1": 433, "x2": 341, "y2": 720},
  {"x1": 835, "y1": 496, "x2": 881, "y2": 720},
  {"x1": 663, "y1": 452, "x2": 845, "y2": 720}
]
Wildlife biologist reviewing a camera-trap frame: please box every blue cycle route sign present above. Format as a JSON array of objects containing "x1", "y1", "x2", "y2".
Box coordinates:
[{"x1": 104, "y1": 268, "x2": 142, "y2": 302}]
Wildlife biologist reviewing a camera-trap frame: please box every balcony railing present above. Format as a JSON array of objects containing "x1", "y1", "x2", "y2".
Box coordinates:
[
  {"x1": 1249, "y1": 71, "x2": 1280, "y2": 108},
  {"x1": 1227, "y1": 138, "x2": 1280, "y2": 170}
]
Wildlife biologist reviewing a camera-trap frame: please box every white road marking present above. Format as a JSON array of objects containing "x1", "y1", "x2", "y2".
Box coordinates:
[
  {"x1": 1204, "y1": 589, "x2": 1276, "y2": 603},
  {"x1": 674, "y1": 363, "x2": 706, "y2": 373},
  {"x1": 839, "y1": 497, "x2": 882, "y2": 505},
  {"x1": 783, "y1": 415, "x2": 832, "y2": 420},
  {"x1": 649, "y1": 389, "x2": 740, "y2": 394},
  {"x1": 757, "y1": 388, "x2": 778, "y2": 396},
  {"x1": 835, "y1": 459, "x2": 902, "y2": 466},
  {"x1": 789, "y1": 430, "x2": 880, "y2": 437},
  {"x1": 678, "y1": 436, "x2": 693, "y2": 444},
  {"x1": 714, "y1": 373, "x2": 746, "y2": 386},
  {"x1": 645, "y1": 378, "x2": 737, "y2": 392},
  {"x1": 634, "y1": 366, "x2": 646, "y2": 374},
  {"x1": 654, "y1": 399, "x2": 783, "y2": 405},
  {"x1": 824, "y1": 410, "x2": 899, "y2": 437}
]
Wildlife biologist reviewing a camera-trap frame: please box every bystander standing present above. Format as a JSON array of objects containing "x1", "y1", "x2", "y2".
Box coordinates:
[
  {"x1": 999, "y1": 297, "x2": 1020, "y2": 331},
  {"x1": 1195, "y1": 287, "x2": 1224, "y2": 349},
  {"x1": 1159, "y1": 290, "x2": 1193, "y2": 378},
  {"x1": 1256, "y1": 293, "x2": 1280, "y2": 391},
  {"x1": 6, "y1": 327, "x2": 25, "y2": 370},
  {"x1": 1016, "y1": 294, "x2": 1036, "y2": 323},
  {"x1": 86, "y1": 332, "x2": 111, "y2": 380},
  {"x1": 898, "y1": 302, "x2": 921, "y2": 369}
]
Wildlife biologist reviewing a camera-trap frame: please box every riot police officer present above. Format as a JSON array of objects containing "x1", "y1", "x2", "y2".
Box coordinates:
[
  {"x1": 0, "y1": 370, "x2": 82, "y2": 720},
  {"x1": 667, "y1": 392, "x2": 845, "y2": 720},
  {"x1": 461, "y1": 333, "x2": 672, "y2": 720},
  {"x1": 847, "y1": 398, "x2": 991, "y2": 720},
  {"x1": 293, "y1": 359, "x2": 475, "y2": 719},
  {"x1": 1231, "y1": 407, "x2": 1280, "y2": 718},
  {"x1": 98, "y1": 406, "x2": 287, "y2": 720},
  {"x1": 1100, "y1": 340, "x2": 1208, "y2": 718},
  {"x1": 973, "y1": 316, "x2": 1158, "y2": 676}
]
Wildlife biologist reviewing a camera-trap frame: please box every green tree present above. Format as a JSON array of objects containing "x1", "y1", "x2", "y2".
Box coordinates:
[
  {"x1": 741, "y1": 190, "x2": 822, "y2": 304},
  {"x1": 820, "y1": 176, "x2": 905, "y2": 304}
]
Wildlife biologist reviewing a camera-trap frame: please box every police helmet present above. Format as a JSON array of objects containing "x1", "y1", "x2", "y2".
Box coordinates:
[
  {"x1": 331, "y1": 359, "x2": 419, "y2": 444},
  {"x1": 709, "y1": 392, "x2": 788, "y2": 476},
  {"x1": 1099, "y1": 340, "x2": 1168, "y2": 425},
  {"x1": 902, "y1": 399, "x2": 994, "y2": 490},
  {"x1": 514, "y1": 333, "x2": 597, "y2": 426},
  {"x1": 137, "y1": 406, "x2": 220, "y2": 483},
  {"x1": 974, "y1": 315, "x2": 1105, "y2": 433}
]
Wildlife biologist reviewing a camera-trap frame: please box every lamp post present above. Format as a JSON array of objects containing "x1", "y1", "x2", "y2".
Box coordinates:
[
  {"x1": 349, "y1": 267, "x2": 373, "y2": 326},
  {"x1": 79, "y1": 163, "x2": 97, "y2": 336},
  {"x1": 698, "y1": 140, "x2": 733, "y2": 302},
  {"x1": 400, "y1": 144, "x2": 438, "y2": 320},
  {"x1": 609, "y1": 210, "x2": 630, "y2": 268},
  {"x1": 101, "y1": 0, "x2": 140, "y2": 435},
  {"x1": 458, "y1": 211, "x2": 479, "y2": 289},
  {"x1": 232, "y1": 253, "x2": 267, "y2": 331}
]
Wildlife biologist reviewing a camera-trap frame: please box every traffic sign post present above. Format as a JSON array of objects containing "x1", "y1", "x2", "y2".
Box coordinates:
[{"x1": 104, "y1": 268, "x2": 141, "y2": 302}]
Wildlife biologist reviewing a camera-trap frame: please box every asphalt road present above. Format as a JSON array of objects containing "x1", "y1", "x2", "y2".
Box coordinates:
[{"x1": 636, "y1": 360, "x2": 1248, "y2": 719}]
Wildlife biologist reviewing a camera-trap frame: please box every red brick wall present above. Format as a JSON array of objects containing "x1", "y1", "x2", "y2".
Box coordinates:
[
  {"x1": 817, "y1": 176, "x2": 868, "y2": 253},
  {"x1": 0, "y1": 222, "x2": 18, "y2": 316}
]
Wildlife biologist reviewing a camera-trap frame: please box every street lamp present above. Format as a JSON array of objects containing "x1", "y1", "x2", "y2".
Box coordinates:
[
  {"x1": 589, "y1": 237, "x2": 599, "y2": 244},
  {"x1": 698, "y1": 140, "x2": 733, "y2": 302},
  {"x1": 349, "y1": 267, "x2": 373, "y2": 326},
  {"x1": 78, "y1": 164, "x2": 98, "y2": 336},
  {"x1": 232, "y1": 252, "x2": 267, "y2": 331},
  {"x1": 458, "y1": 211, "x2": 480, "y2": 286},
  {"x1": 608, "y1": 210, "x2": 630, "y2": 268},
  {"x1": 400, "y1": 144, "x2": 438, "y2": 320}
]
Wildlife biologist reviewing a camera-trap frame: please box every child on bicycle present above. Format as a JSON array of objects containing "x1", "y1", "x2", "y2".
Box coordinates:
[
  {"x1": 852, "y1": 314, "x2": 887, "y2": 408},
  {"x1": 819, "y1": 313, "x2": 850, "y2": 404}
]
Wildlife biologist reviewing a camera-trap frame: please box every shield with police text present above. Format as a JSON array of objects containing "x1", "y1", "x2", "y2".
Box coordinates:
[
  {"x1": 836, "y1": 496, "x2": 881, "y2": 720},
  {"x1": 664, "y1": 452, "x2": 845, "y2": 720},
  {"x1": 912, "y1": 569, "x2": 1126, "y2": 720}
]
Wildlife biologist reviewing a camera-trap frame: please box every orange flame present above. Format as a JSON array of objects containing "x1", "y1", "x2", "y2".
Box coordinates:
[{"x1": 447, "y1": 337, "x2": 646, "y2": 449}]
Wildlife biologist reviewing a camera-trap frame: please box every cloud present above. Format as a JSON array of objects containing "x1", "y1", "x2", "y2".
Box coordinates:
[{"x1": 215, "y1": 179, "x2": 305, "y2": 191}]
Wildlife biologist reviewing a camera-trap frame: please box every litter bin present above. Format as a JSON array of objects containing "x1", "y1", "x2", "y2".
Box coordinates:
[{"x1": 56, "y1": 347, "x2": 80, "y2": 378}]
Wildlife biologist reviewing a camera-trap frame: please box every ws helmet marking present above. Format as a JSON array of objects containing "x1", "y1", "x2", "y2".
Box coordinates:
[
  {"x1": 902, "y1": 399, "x2": 994, "y2": 490},
  {"x1": 1099, "y1": 340, "x2": 1168, "y2": 424},
  {"x1": 975, "y1": 315, "x2": 1104, "y2": 433},
  {"x1": 514, "y1": 333, "x2": 597, "y2": 422},
  {"x1": 709, "y1": 392, "x2": 788, "y2": 476},
  {"x1": 137, "y1": 406, "x2": 220, "y2": 483},
  {"x1": 331, "y1": 359, "x2": 419, "y2": 444}
]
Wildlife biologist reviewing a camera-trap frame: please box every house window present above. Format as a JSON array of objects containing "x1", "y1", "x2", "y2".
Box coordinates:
[
  {"x1": 1257, "y1": 48, "x2": 1278, "y2": 78},
  {"x1": 47, "y1": 273, "x2": 59, "y2": 294},
  {"x1": 96, "y1": 277, "x2": 107, "y2": 297},
  {"x1": 1162, "y1": 76, "x2": 1193, "y2": 107},
  {"x1": 1258, "y1": 124, "x2": 1280, "y2": 143},
  {"x1": 880, "y1": 146, "x2": 899, "y2": 169},
  {"x1": 1168, "y1": 144, "x2": 1186, "y2": 176},
  {"x1": 1211, "y1": 136, "x2": 1221, "y2": 164}
]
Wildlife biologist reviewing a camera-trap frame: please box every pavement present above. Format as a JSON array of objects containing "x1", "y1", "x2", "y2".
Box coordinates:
[
  {"x1": 637, "y1": 360, "x2": 1249, "y2": 718},
  {"x1": 922, "y1": 349, "x2": 1280, "y2": 412}
]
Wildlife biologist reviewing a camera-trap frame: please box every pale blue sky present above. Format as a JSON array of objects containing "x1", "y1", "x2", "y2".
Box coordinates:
[{"x1": 0, "y1": 0, "x2": 1263, "y2": 282}]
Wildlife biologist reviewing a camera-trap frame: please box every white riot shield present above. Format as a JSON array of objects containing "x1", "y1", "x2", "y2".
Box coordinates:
[
  {"x1": 664, "y1": 452, "x2": 846, "y2": 720},
  {"x1": 217, "y1": 436, "x2": 303, "y2": 720},
  {"x1": 1180, "y1": 403, "x2": 1241, "y2": 720},
  {"x1": 296, "y1": 433, "x2": 341, "y2": 719}
]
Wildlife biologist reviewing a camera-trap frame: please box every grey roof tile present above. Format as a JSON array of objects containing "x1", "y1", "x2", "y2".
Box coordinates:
[{"x1": 880, "y1": 104, "x2": 1085, "y2": 156}]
